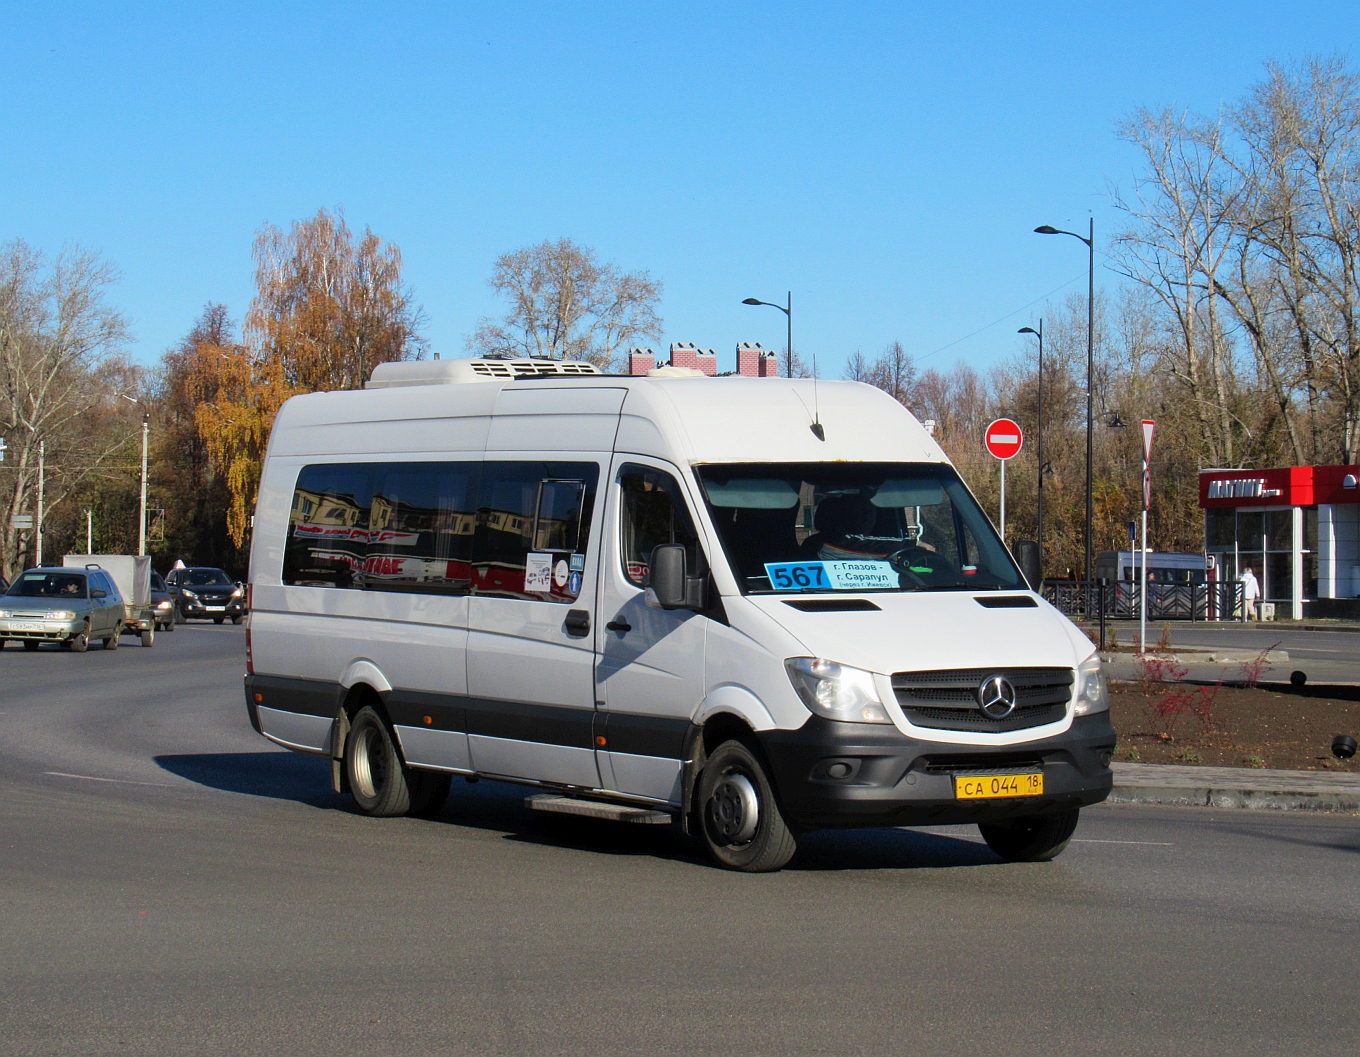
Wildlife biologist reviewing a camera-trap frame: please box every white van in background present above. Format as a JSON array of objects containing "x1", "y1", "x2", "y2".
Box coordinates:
[{"x1": 245, "y1": 358, "x2": 1115, "y2": 871}]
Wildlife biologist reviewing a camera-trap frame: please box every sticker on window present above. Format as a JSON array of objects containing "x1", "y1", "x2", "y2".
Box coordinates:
[
  {"x1": 524, "y1": 552, "x2": 554, "y2": 592},
  {"x1": 763, "y1": 560, "x2": 897, "y2": 591}
]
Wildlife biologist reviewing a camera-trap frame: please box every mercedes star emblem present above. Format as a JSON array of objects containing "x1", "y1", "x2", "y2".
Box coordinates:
[{"x1": 977, "y1": 675, "x2": 1018, "y2": 718}]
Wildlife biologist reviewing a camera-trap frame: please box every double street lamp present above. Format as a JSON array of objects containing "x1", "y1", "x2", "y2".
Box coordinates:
[
  {"x1": 741, "y1": 292, "x2": 792, "y2": 377},
  {"x1": 1034, "y1": 219, "x2": 1095, "y2": 581}
]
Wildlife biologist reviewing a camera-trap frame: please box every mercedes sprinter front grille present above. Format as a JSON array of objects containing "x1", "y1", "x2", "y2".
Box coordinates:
[{"x1": 891, "y1": 666, "x2": 1073, "y2": 733}]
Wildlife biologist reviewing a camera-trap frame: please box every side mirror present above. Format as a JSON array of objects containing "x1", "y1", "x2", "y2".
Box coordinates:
[
  {"x1": 91, "y1": 589, "x2": 107, "y2": 599},
  {"x1": 645, "y1": 543, "x2": 706, "y2": 611},
  {"x1": 1014, "y1": 539, "x2": 1042, "y2": 592}
]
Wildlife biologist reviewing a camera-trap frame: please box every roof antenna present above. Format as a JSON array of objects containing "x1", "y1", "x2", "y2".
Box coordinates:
[{"x1": 809, "y1": 352, "x2": 825, "y2": 440}]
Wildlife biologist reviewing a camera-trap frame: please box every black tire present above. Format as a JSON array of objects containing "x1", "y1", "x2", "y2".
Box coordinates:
[
  {"x1": 23, "y1": 640, "x2": 39, "y2": 651},
  {"x1": 231, "y1": 616, "x2": 243, "y2": 625},
  {"x1": 69, "y1": 627, "x2": 89, "y2": 653},
  {"x1": 140, "y1": 626, "x2": 154, "y2": 647},
  {"x1": 103, "y1": 624, "x2": 121, "y2": 650},
  {"x1": 697, "y1": 739, "x2": 798, "y2": 872},
  {"x1": 344, "y1": 706, "x2": 416, "y2": 817},
  {"x1": 161, "y1": 619, "x2": 175, "y2": 633},
  {"x1": 408, "y1": 771, "x2": 452, "y2": 817},
  {"x1": 213, "y1": 617, "x2": 225, "y2": 625},
  {"x1": 979, "y1": 808, "x2": 1081, "y2": 862}
]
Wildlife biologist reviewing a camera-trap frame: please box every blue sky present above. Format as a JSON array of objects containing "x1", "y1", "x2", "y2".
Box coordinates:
[{"x1": 2, "y1": 2, "x2": 1355, "y2": 378}]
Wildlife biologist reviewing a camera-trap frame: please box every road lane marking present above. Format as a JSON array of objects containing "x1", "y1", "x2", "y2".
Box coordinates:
[
  {"x1": 42, "y1": 771, "x2": 176, "y2": 788},
  {"x1": 1073, "y1": 839, "x2": 1173, "y2": 846}
]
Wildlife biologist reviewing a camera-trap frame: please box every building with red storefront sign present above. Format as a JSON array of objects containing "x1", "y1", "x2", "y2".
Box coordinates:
[{"x1": 1199, "y1": 464, "x2": 1360, "y2": 620}]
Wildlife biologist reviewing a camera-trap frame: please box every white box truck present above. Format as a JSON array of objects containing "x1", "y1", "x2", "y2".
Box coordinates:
[{"x1": 63, "y1": 554, "x2": 156, "y2": 646}]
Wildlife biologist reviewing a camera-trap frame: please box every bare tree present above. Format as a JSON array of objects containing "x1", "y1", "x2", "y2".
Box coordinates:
[
  {"x1": 470, "y1": 239, "x2": 662, "y2": 369},
  {"x1": 0, "y1": 240, "x2": 132, "y2": 578}
]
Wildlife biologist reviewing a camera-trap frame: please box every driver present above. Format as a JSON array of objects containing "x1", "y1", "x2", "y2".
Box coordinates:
[{"x1": 803, "y1": 494, "x2": 885, "y2": 561}]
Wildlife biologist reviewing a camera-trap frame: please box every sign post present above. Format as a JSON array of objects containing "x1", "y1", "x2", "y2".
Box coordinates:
[
  {"x1": 1140, "y1": 419, "x2": 1155, "y2": 654},
  {"x1": 984, "y1": 418, "x2": 1024, "y2": 541}
]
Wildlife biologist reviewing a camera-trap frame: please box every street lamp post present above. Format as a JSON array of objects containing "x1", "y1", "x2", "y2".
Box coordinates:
[
  {"x1": 138, "y1": 412, "x2": 149, "y2": 557},
  {"x1": 741, "y1": 292, "x2": 793, "y2": 377},
  {"x1": 1035, "y1": 219, "x2": 1095, "y2": 581},
  {"x1": 1019, "y1": 321, "x2": 1044, "y2": 579}
]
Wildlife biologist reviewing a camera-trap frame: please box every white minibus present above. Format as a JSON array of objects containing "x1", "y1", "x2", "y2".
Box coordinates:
[{"x1": 245, "y1": 358, "x2": 1115, "y2": 871}]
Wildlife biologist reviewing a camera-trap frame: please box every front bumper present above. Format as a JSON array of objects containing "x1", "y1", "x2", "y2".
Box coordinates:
[
  {"x1": 0, "y1": 618, "x2": 83, "y2": 641},
  {"x1": 179, "y1": 598, "x2": 245, "y2": 618},
  {"x1": 759, "y1": 712, "x2": 1117, "y2": 829}
]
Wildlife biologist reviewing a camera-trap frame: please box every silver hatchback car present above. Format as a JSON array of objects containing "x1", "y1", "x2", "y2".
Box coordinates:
[{"x1": 0, "y1": 567, "x2": 126, "y2": 651}]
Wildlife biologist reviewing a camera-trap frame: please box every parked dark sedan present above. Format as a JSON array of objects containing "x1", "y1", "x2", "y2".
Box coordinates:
[{"x1": 166, "y1": 567, "x2": 245, "y2": 624}]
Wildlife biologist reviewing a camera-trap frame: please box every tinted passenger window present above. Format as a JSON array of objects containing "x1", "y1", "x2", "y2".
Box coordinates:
[
  {"x1": 619, "y1": 466, "x2": 702, "y2": 587},
  {"x1": 367, "y1": 463, "x2": 479, "y2": 595},
  {"x1": 284, "y1": 464, "x2": 375, "y2": 588},
  {"x1": 472, "y1": 461, "x2": 599, "y2": 602},
  {"x1": 283, "y1": 460, "x2": 598, "y2": 602}
]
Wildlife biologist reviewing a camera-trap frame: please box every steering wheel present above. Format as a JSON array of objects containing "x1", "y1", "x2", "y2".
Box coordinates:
[{"x1": 885, "y1": 547, "x2": 932, "y2": 586}]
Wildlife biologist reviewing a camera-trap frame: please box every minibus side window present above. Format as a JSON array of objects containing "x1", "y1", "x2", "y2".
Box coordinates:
[
  {"x1": 283, "y1": 464, "x2": 375, "y2": 588},
  {"x1": 472, "y1": 461, "x2": 599, "y2": 602},
  {"x1": 618, "y1": 467, "x2": 701, "y2": 587},
  {"x1": 366, "y1": 462, "x2": 479, "y2": 595}
]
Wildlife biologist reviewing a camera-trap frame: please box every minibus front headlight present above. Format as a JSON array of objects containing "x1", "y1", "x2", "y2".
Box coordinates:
[
  {"x1": 785, "y1": 658, "x2": 891, "y2": 724},
  {"x1": 1074, "y1": 653, "x2": 1108, "y2": 715}
]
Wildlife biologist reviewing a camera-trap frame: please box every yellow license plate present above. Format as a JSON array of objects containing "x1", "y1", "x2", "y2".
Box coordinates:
[{"x1": 954, "y1": 773, "x2": 1043, "y2": 800}]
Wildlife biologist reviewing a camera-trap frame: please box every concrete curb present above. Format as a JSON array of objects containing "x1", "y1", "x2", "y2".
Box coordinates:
[{"x1": 1110, "y1": 762, "x2": 1360, "y2": 814}]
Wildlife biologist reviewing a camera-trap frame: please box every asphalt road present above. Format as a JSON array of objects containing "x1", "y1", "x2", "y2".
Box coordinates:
[{"x1": 3, "y1": 626, "x2": 1359, "y2": 1056}]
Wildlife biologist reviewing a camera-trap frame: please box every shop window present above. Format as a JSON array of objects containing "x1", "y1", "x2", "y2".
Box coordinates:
[{"x1": 1205, "y1": 510, "x2": 1235, "y2": 548}]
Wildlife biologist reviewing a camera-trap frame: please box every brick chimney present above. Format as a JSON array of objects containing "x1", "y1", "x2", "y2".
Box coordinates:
[
  {"x1": 628, "y1": 348, "x2": 656, "y2": 376},
  {"x1": 695, "y1": 347, "x2": 717, "y2": 376},
  {"x1": 737, "y1": 342, "x2": 778, "y2": 378},
  {"x1": 669, "y1": 342, "x2": 699, "y2": 371}
]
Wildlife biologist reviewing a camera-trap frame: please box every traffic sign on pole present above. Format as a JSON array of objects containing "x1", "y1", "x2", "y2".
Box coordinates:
[
  {"x1": 984, "y1": 418, "x2": 1024, "y2": 461},
  {"x1": 984, "y1": 418, "x2": 1023, "y2": 541}
]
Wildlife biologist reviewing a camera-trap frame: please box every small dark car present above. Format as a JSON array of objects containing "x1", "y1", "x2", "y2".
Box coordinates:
[
  {"x1": 166, "y1": 566, "x2": 246, "y2": 624},
  {"x1": 150, "y1": 570, "x2": 176, "y2": 632}
]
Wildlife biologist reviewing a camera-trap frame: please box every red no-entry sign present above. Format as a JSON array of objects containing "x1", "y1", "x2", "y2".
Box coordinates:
[{"x1": 985, "y1": 418, "x2": 1023, "y2": 461}]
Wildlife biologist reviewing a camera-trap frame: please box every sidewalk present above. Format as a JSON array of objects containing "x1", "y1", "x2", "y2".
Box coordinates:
[{"x1": 1110, "y1": 762, "x2": 1360, "y2": 813}]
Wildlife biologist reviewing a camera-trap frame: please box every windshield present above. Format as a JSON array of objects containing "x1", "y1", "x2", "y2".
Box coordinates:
[
  {"x1": 695, "y1": 462, "x2": 1023, "y2": 594},
  {"x1": 151, "y1": 572, "x2": 167, "y2": 591},
  {"x1": 181, "y1": 569, "x2": 231, "y2": 586},
  {"x1": 8, "y1": 571, "x2": 88, "y2": 598}
]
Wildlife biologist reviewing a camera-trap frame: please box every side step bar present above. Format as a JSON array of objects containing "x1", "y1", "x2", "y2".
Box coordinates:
[{"x1": 525, "y1": 794, "x2": 673, "y2": 825}]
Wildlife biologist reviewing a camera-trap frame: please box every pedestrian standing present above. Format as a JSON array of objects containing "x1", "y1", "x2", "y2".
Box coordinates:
[{"x1": 1239, "y1": 565, "x2": 1260, "y2": 622}]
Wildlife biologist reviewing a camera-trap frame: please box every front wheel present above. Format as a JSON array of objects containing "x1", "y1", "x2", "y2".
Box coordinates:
[
  {"x1": 68, "y1": 627, "x2": 90, "y2": 653},
  {"x1": 979, "y1": 808, "x2": 1080, "y2": 862},
  {"x1": 344, "y1": 706, "x2": 418, "y2": 817},
  {"x1": 697, "y1": 739, "x2": 797, "y2": 872},
  {"x1": 213, "y1": 617, "x2": 224, "y2": 625},
  {"x1": 140, "y1": 626, "x2": 154, "y2": 647},
  {"x1": 23, "y1": 640, "x2": 39, "y2": 652},
  {"x1": 231, "y1": 616, "x2": 243, "y2": 625}
]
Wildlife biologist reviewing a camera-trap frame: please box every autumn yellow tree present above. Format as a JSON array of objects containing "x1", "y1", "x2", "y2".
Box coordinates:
[{"x1": 197, "y1": 209, "x2": 424, "y2": 546}]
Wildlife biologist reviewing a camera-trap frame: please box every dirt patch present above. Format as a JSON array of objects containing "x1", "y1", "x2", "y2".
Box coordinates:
[{"x1": 1110, "y1": 681, "x2": 1360, "y2": 772}]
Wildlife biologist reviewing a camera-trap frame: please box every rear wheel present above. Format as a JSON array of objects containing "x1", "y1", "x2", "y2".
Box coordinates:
[
  {"x1": 979, "y1": 808, "x2": 1081, "y2": 862},
  {"x1": 344, "y1": 706, "x2": 417, "y2": 817},
  {"x1": 103, "y1": 624, "x2": 121, "y2": 650},
  {"x1": 697, "y1": 739, "x2": 797, "y2": 872},
  {"x1": 140, "y1": 626, "x2": 154, "y2": 647}
]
